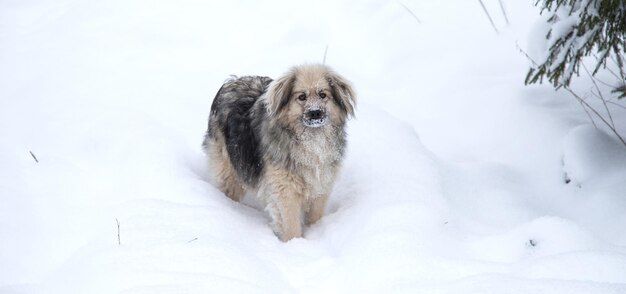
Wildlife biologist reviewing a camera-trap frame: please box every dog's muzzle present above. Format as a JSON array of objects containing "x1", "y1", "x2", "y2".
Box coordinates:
[{"x1": 303, "y1": 109, "x2": 327, "y2": 128}]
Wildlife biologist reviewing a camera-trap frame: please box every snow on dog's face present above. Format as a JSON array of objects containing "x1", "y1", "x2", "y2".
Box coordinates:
[{"x1": 266, "y1": 64, "x2": 355, "y2": 129}]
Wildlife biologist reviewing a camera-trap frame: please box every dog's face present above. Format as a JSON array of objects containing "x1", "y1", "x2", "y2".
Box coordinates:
[{"x1": 266, "y1": 64, "x2": 355, "y2": 129}]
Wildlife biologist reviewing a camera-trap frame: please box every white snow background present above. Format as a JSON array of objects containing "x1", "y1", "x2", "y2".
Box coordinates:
[{"x1": 2, "y1": 0, "x2": 626, "y2": 293}]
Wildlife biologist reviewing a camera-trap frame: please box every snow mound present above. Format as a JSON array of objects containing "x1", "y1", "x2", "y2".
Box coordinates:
[
  {"x1": 562, "y1": 125, "x2": 626, "y2": 185},
  {"x1": 468, "y1": 216, "x2": 603, "y2": 263}
]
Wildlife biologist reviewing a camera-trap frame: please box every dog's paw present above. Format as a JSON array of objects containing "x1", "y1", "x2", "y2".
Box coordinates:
[
  {"x1": 275, "y1": 231, "x2": 302, "y2": 242},
  {"x1": 274, "y1": 225, "x2": 303, "y2": 242}
]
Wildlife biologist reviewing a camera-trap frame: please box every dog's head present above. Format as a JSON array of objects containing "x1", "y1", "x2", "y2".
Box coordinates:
[{"x1": 265, "y1": 64, "x2": 356, "y2": 128}]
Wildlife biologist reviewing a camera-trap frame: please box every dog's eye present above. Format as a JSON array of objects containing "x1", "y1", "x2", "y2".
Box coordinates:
[
  {"x1": 297, "y1": 93, "x2": 307, "y2": 101},
  {"x1": 319, "y1": 92, "x2": 327, "y2": 99}
]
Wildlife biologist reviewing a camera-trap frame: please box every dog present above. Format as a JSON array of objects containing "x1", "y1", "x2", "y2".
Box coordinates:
[{"x1": 203, "y1": 64, "x2": 356, "y2": 241}]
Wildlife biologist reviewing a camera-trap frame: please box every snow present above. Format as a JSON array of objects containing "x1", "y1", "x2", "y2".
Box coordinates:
[
  {"x1": 563, "y1": 125, "x2": 626, "y2": 185},
  {"x1": 2, "y1": 0, "x2": 626, "y2": 293}
]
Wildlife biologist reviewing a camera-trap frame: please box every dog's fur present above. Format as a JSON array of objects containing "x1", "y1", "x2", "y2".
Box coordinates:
[{"x1": 203, "y1": 64, "x2": 356, "y2": 241}]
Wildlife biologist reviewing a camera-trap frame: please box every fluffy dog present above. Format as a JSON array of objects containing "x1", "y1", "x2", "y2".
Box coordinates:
[{"x1": 203, "y1": 64, "x2": 356, "y2": 241}]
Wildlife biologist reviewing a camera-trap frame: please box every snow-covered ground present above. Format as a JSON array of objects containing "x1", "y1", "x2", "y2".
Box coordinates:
[{"x1": 2, "y1": 0, "x2": 626, "y2": 293}]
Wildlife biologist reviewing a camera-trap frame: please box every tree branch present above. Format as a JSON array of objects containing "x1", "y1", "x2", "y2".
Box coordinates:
[
  {"x1": 565, "y1": 87, "x2": 626, "y2": 148},
  {"x1": 478, "y1": 0, "x2": 499, "y2": 34}
]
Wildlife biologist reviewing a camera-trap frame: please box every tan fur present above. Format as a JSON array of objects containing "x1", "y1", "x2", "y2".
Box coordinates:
[
  {"x1": 259, "y1": 162, "x2": 307, "y2": 241},
  {"x1": 206, "y1": 132, "x2": 245, "y2": 202},
  {"x1": 262, "y1": 66, "x2": 348, "y2": 241},
  {"x1": 206, "y1": 64, "x2": 355, "y2": 242},
  {"x1": 305, "y1": 195, "x2": 329, "y2": 226}
]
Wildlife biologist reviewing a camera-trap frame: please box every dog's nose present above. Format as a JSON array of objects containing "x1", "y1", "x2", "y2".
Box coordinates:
[{"x1": 308, "y1": 110, "x2": 324, "y2": 120}]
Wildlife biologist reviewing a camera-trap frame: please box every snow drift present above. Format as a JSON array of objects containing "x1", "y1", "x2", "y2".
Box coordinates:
[{"x1": 1, "y1": 0, "x2": 626, "y2": 293}]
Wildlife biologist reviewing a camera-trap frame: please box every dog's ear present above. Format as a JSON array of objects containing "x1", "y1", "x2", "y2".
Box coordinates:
[
  {"x1": 266, "y1": 70, "x2": 295, "y2": 115},
  {"x1": 326, "y1": 71, "x2": 356, "y2": 118}
]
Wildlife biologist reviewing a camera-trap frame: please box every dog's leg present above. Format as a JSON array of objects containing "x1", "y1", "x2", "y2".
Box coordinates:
[
  {"x1": 207, "y1": 137, "x2": 245, "y2": 202},
  {"x1": 268, "y1": 193, "x2": 304, "y2": 242},
  {"x1": 217, "y1": 165, "x2": 245, "y2": 202},
  {"x1": 262, "y1": 165, "x2": 305, "y2": 241},
  {"x1": 305, "y1": 195, "x2": 328, "y2": 226}
]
